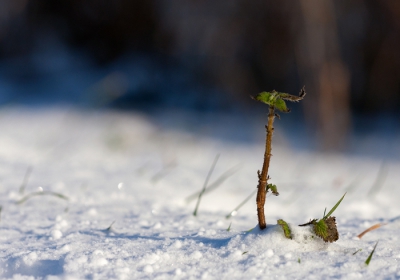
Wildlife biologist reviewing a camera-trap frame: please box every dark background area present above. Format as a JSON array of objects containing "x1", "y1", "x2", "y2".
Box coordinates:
[{"x1": 0, "y1": 0, "x2": 399, "y2": 151}]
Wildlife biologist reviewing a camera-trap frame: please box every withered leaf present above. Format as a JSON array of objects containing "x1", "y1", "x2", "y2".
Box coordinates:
[{"x1": 324, "y1": 216, "x2": 339, "y2": 242}]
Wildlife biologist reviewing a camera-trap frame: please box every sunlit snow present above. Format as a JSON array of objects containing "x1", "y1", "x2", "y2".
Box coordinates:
[{"x1": 0, "y1": 107, "x2": 399, "y2": 279}]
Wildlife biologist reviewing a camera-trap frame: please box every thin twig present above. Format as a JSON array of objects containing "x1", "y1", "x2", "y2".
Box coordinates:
[
  {"x1": 226, "y1": 189, "x2": 257, "y2": 219},
  {"x1": 193, "y1": 154, "x2": 220, "y2": 216},
  {"x1": 186, "y1": 164, "x2": 241, "y2": 203},
  {"x1": 16, "y1": 191, "x2": 69, "y2": 205}
]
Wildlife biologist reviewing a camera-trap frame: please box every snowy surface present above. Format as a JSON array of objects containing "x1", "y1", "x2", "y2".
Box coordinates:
[{"x1": 0, "y1": 107, "x2": 399, "y2": 279}]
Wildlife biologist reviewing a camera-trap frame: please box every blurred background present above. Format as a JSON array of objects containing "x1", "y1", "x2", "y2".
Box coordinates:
[{"x1": 0, "y1": 0, "x2": 399, "y2": 154}]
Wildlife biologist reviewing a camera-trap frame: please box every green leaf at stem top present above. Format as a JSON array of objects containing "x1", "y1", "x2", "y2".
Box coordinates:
[{"x1": 253, "y1": 88, "x2": 306, "y2": 112}]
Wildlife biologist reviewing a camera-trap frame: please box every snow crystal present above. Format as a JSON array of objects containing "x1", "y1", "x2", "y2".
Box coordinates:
[
  {"x1": 284, "y1": 253, "x2": 292, "y2": 259},
  {"x1": 266, "y1": 249, "x2": 274, "y2": 257},
  {"x1": 22, "y1": 252, "x2": 38, "y2": 266},
  {"x1": 143, "y1": 265, "x2": 153, "y2": 273},
  {"x1": 92, "y1": 258, "x2": 108, "y2": 267},
  {"x1": 191, "y1": 251, "x2": 203, "y2": 259},
  {"x1": 173, "y1": 240, "x2": 182, "y2": 249},
  {"x1": 87, "y1": 208, "x2": 97, "y2": 216},
  {"x1": 51, "y1": 229, "x2": 63, "y2": 239}
]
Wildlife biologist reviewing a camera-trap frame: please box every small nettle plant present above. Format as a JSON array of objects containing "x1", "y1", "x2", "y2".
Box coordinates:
[{"x1": 252, "y1": 87, "x2": 344, "y2": 242}]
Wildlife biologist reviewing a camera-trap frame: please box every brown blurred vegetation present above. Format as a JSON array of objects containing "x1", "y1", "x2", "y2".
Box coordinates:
[{"x1": 1, "y1": 0, "x2": 399, "y2": 150}]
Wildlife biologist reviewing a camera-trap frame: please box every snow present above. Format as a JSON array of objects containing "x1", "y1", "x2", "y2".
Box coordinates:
[{"x1": 0, "y1": 107, "x2": 399, "y2": 279}]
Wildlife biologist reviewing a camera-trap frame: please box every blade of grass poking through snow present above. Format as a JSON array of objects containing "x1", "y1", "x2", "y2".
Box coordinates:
[
  {"x1": 367, "y1": 162, "x2": 388, "y2": 197},
  {"x1": 323, "y1": 193, "x2": 346, "y2": 220},
  {"x1": 352, "y1": 249, "x2": 362, "y2": 255},
  {"x1": 185, "y1": 164, "x2": 241, "y2": 203},
  {"x1": 151, "y1": 160, "x2": 177, "y2": 183},
  {"x1": 357, "y1": 223, "x2": 387, "y2": 239},
  {"x1": 227, "y1": 222, "x2": 232, "y2": 232},
  {"x1": 283, "y1": 183, "x2": 307, "y2": 205},
  {"x1": 226, "y1": 189, "x2": 257, "y2": 219},
  {"x1": 193, "y1": 154, "x2": 220, "y2": 216},
  {"x1": 344, "y1": 174, "x2": 361, "y2": 193},
  {"x1": 105, "y1": 221, "x2": 116, "y2": 232},
  {"x1": 16, "y1": 191, "x2": 69, "y2": 205},
  {"x1": 365, "y1": 241, "x2": 379, "y2": 266},
  {"x1": 19, "y1": 166, "x2": 33, "y2": 194}
]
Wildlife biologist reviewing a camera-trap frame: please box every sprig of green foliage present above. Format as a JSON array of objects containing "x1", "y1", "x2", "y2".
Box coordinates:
[
  {"x1": 253, "y1": 87, "x2": 306, "y2": 112},
  {"x1": 267, "y1": 184, "x2": 279, "y2": 196},
  {"x1": 298, "y1": 193, "x2": 345, "y2": 242},
  {"x1": 252, "y1": 87, "x2": 305, "y2": 230},
  {"x1": 311, "y1": 192, "x2": 346, "y2": 242}
]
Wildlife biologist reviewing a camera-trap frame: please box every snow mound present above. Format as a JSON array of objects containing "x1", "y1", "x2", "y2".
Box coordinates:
[{"x1": 241, "y1": 223, "x2": 329, "y2": 254}]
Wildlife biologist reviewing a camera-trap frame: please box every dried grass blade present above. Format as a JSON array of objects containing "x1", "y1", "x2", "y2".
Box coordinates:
[
  {"x1": 357, "y1": 223, "x2": 387, "y2": 239},
  {"x1": 193, "y1": 154, "x2": 220, "y2": 216}
]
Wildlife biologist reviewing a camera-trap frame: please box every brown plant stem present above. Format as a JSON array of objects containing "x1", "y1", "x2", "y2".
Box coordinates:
[{"x1": 256, "y1": 106, "x2": 275, "y2": 229}]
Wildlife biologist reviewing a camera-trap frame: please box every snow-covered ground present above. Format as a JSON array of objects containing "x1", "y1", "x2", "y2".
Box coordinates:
[{"x1": 0, "y1": 107, "x2": 399, "y2": 279}]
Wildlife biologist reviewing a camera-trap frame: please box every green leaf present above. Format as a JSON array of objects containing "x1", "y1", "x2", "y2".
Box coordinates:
[
  {"x1": 267, "y1": 184, "x2": 279, "y2": 196},
  {"x1": 274, "y1": 98, "x2": 290, "y2": 112},
  {"x1": 277, "y1": 219, "x2": 292, "y2": 239},
  {"x1": 324, "y1": 216, "x2": 339, "y2": 242},
  {"x1": 313, "y1": 219, "x2": 328, "y2": 240},
  {"x1": 254, "y1": 91, "x2": 277, "y2": 105},
  {"x1": 252, "y1": 87, "x2": 306, "y2": 108},
  {"x1": 365, "y1": 241, "x2": 379, "y2": 265},
  {"x1": 323, "y1": 193, "x2": 346, "y2": 220}
]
